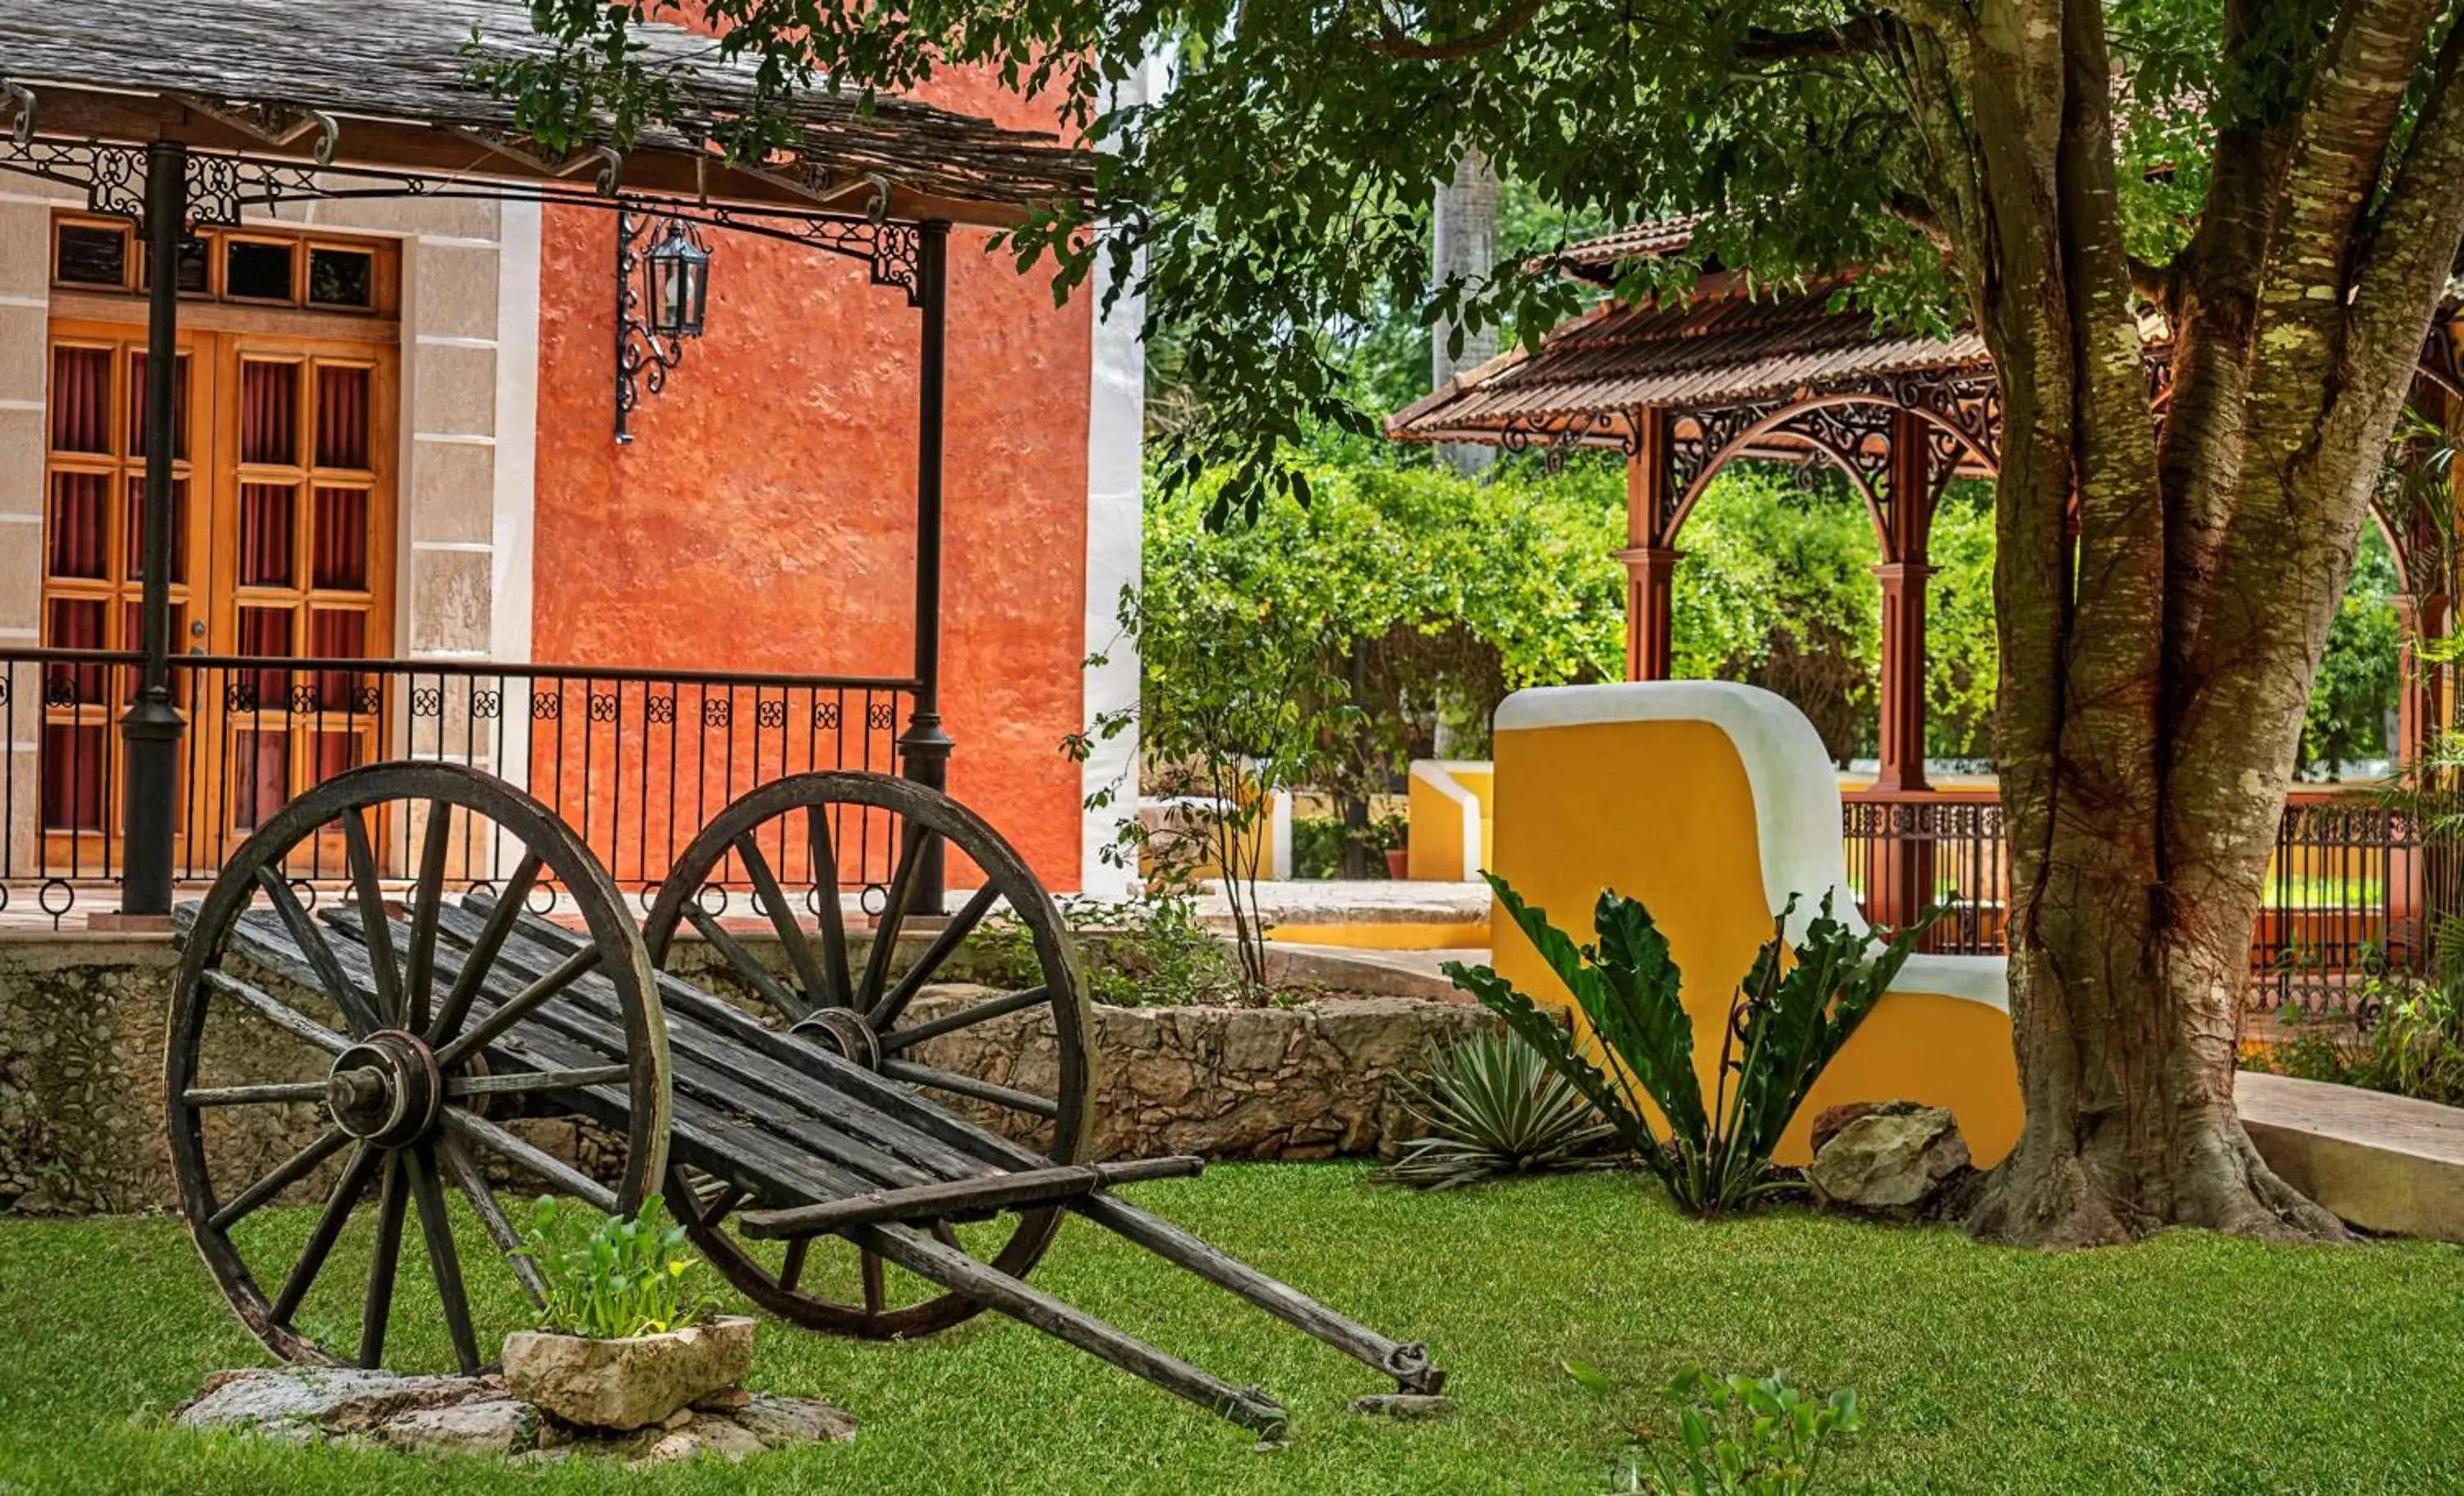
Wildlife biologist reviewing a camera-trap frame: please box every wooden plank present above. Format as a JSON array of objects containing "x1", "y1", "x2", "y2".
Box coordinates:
[
  {"x1": 738, "y1": 1157, "x2": 1203, "y2": 1240},
  {"x1": 458, "y1": 902, "x2": 1001, "y2": 1182},
  {"x1": 855, "y1": 1221, "x2": 1289, "y2": 1437},
  {"x1": 1073, "y1": 1195, "x2": 1448, "y2": 1394}
]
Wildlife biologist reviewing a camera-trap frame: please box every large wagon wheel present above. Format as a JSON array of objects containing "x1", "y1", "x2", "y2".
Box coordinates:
[
  {"x1": 641, "y1": 771, "x2": 1092, "y2": 1338},
  {"x1": 168, "y1": 762, "x2": 671, "y2": 1374}
]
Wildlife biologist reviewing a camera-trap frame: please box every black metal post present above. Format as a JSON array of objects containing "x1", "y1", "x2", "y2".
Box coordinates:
[
  {"x1": 898, "y1": 223, "x2": 953, "y2": 915},
  {"x1": 120, "y1": 140, "x2": 186, "y2": 916}
]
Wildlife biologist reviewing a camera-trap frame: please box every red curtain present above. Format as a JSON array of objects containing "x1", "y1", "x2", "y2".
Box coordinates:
[
  {"x1": 315, "y1": 365, "x2": 370, "y2": 470},
  {"x1": 48, "y1": 347, "x2": 110, "y2": 454},
  {"x1": 238, "y1": 484, "x2": 296, "y2": 586},
  {"x1": 240, "y1": 360, "x2": 298, "y2": 466},
  {"x1": 45, "y1": 472, "x2": 108, "y2": 580}
]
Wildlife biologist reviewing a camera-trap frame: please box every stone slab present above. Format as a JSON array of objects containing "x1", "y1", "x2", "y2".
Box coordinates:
[
  {"x1": 175, "y1": 1368, "x2": 853, "y2": 1466},
  {"x1": 2237, "y1": 1070, "x2": 2464, "y2": 1243}
]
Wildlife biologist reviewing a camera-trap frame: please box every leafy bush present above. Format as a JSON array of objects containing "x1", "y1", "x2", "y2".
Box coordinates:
[
  {"x1": 1446, "y1": 876, "x2": 1928, "y2": 1215},
  {"x1": 1372, "y1": 1031, "x2": 1621, "y2": 1188},
  {"x1": 515, "y1": 1194, "x2": 709, "y2": 1339},
  {"x1": 1291, "y1": 813, "x2": 1408, "y2": 879},
  {"x1": 2251, "y1": 977, "x2": 2464, "y2": 1105},
  {"x1": 975, "y1": 893, "x2": 1243, "y2": 1008},
  {"x1": 1570, "y1": 1362, "x2": 1863, "y2": 1495}
]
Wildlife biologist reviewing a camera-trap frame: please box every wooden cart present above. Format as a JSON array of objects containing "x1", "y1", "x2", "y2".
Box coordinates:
[{"x1": 167, "y1": 761, "x2": 1441, "y2": 1436}]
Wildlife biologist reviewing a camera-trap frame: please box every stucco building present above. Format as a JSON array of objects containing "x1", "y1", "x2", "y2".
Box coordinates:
[{"x1": 0, "y1": 29, "x2": 1142, "y2": 916}]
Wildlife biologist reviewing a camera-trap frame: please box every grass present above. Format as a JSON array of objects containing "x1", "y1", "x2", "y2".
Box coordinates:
[{"x1": 2, "y1": 1165, "x2": 2460, "y2": 1494}]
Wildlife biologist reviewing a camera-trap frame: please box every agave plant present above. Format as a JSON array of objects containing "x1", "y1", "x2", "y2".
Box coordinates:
[
  {"x1": 1372, "y1": 1031, "x2": 1622, "y2": 1188},
  {"x1": 1444, "y1": 876, "x2": 1933, "y2": 1216}
]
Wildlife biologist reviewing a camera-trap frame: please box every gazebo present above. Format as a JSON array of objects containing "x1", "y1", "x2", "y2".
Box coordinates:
[
  {"x1": 1390, "y1": 222, "x2": 2462, "y2": 977},
  {"x1": 1389, "y1": 220, "x2": 2462, "y2": 792},
  {"x1": 0, "y1": 0, "x2": 1094, "y2": 920}
]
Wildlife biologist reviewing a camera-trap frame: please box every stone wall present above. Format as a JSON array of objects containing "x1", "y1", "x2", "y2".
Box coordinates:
[{"x1": 0, "y1": 934, "x2": 1501, "y2": 1216}]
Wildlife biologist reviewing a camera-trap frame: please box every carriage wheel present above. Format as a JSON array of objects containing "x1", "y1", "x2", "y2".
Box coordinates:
[
  {"x1": 641, "y1": 771, "x2": 1092, "y2": 1338},
  {"x1": 168, "y1": 762, "x2": 671, "y2": 1374}
]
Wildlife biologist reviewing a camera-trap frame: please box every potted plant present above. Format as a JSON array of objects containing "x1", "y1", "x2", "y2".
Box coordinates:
[{"x1": 502, "y1": 1193, "x2": 754, "y2": 1431}]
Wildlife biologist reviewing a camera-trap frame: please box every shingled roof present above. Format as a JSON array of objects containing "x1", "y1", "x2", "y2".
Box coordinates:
[
  {"x1": 1388, "y1": 284, "x2": 1988, "y2": 447},
  {"x1": 0, "y1": 0, "x2": 1092, "y2": 225}
]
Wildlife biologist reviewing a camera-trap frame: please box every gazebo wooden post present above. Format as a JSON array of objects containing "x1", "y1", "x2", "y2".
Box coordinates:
[
  {"x1": 1870, "y1": 409, "x2": 1936, "y2": 929},
  {"x1": 1620, "y1": 411, "x2": 1679, "y2": 681}
]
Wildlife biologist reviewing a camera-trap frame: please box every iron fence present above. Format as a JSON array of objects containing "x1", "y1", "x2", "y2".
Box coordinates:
[
  {"x1": 1842, "y1": 786, "x2": 2450, "y2": 1015},
  {"x1": 1, "y1": 649, "x2": 913, "y2": 925}
]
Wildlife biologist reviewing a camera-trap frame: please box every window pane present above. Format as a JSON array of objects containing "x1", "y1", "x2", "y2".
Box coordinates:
[
  {"x1": 307, "y1": 248, "x2": 375, "y2": 309},
  {"x1": 225, "y1": 239, "x2": 295, "y2": 301},
  {"x1": 54, "y1": 224, "x2": 126, "y2": 287},
  {"x1": 48, "y1": 346, "x2": 113, "y2": 454},
  {"x1": 310, "y1": 487, "x2": 370, "y2": 589},
  {"x1": 238, "y1": 484, "x2": 297, "y2": 586},
  {"x1": 237, "y1": 606, "x2": 295, "y2": 710},
  {"x1": 40, "y1": 724, "x2": 109, "y2": 833},
  {"x1": 240, "y1": 361, "x2": 301, "y2": 466},
  {"x1": 140, "y1": 235, "x2": 211, "y2": 295},
  {"x1": 45, "y1": 471, "x2": 109, "y2": 580},
  {"x1": 309, "y1": 610, "x2": 370, "y2": 713},
  {"x1": 231, "y1": 730, "x2": 291, "y2": 831},
  {"x1": 126, "y1": 351, "x2": 191, "y2": 461},
  {"x1": 314, "y1": 365, "x2": 371, "y2": 470},
  {"x1": 123, "y1": 475, "x2": 190, "y2": 585}
]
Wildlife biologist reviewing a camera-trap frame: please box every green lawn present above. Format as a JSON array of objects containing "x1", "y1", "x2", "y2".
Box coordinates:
[{"x1": 2, "y1": 1166, "x2": 2458, "y2": 1494}]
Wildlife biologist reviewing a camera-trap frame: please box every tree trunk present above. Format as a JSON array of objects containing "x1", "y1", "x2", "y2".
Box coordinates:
[
  {"x1": 1892, "y1": 0, "x2": 2464, "y2": 1245},
  {"x1": 1432, "y1": 148, "x2": 1498, "y2": 477}
]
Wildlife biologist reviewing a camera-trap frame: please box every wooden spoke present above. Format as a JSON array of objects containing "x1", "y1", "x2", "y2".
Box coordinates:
[
  {"x1": 206, "y1": 1126, "x2": 350, "y2": 1232},
  {"x1": 359, "y1": 1152, "x2": 408, "y2": 1368},
  {"x1": 342, "y1": 811, "x2": 404, "y2": 1029},
  {"x1": 444, "y1": 1063, "x2": 632, "y2": 1099},
  {"x1": 405, "y1": 1145, "x2": 482, "y2": 1375},
  {"x1": 680, "y1": 901, "x2": 803, "y2": 1016},
  {"x1": 181, "y1": 1080, "x2": 330, "y2": 1108},
  {"x1": 401, "y1": 806, "x2": 456, "y2": 1034},
  {"x1": 440, "y1": 1134, "x2": 544, "y2": 1307},
  {"x1": 779, "y1": 1237, "x2": 811, "y2": 1292},
  {"x1": 857, "y1": 819, "x2": 934, "y2": 1012},
  {"x1": 806, "y1": 805, "x2": 853, "y2": 1008},
  {"x1": 869, "y1": 882, "x2": 1003, "y2": 1032},
  {"x1": 255, "y1": 870, "x2": 382, "y2": 1038},
  {"x1": 879, "y1": 986, "x2": 1050, "y2": 1053},
  {"x1": 428, "y1": 853, "x2": 544, "y2": 1045},
  {"x1": 736, "y1": 833, "x2": 828, "y2": 1016},
  {"x1": 861, "y1": 1247, "x2": 886, "y2": 1315},
  {"x1": 202, "y1": 971, "x2": 352, "y2": 1056},
  {"x1": 697, "y1": 1182, "x2": 751, "y2": 1228},
  {"x1": 272, "y1": 1142, "x2": 382, "y2": 1324},
  {"x1": 431, "y1": 944, "x2": 601, "y2": 1072},
  {"x1": 442, "y1": 1106, "x2": 618, "y2": 1214},
  {"x1": 879, "y1": 1058, "x2": 1061, "y2": 1120}
]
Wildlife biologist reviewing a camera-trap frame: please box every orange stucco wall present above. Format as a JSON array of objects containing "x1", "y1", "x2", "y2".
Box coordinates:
[{"x1": 531, "y1": 75, "x2": 1095, "y2": 891}]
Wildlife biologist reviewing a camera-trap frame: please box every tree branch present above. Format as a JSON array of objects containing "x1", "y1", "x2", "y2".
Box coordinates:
[
  {"x1": 1738, "y1": 12, "x2": 1896, "y2": 61},
  {"x1": 1363, "y1": 0, "x2": 1549, "y2": 59}
]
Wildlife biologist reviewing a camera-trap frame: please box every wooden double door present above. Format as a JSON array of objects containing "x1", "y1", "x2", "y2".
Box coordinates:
[{"x1": 39, "y1": 319, "x2": 398, "y2": 874}]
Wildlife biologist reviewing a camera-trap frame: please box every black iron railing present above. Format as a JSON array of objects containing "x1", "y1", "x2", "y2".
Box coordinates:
[
  {"x1": 1, "y1": 649, "x2": 913, "y2": 924},
  {"x1": 1842, "y1": 786, "x2": 2453, "y2": 1014}
]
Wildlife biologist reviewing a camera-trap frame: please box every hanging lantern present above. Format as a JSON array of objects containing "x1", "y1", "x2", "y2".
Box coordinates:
[{"x1": 644, "y1": 219, "x2": 712, "y2": 338}]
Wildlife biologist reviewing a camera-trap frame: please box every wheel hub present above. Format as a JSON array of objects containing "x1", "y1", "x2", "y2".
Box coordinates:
[
  {"x1": 792, "y1": 1007, "x2": 881, "y2": 1069},
  {"x1": 324, "y1": 1030, "x2": 443, "y2": 1147}
]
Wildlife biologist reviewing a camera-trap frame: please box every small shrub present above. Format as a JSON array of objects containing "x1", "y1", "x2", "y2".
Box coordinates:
[
  {"x1": 2253, "y1": 977, "x2": 2464, "y2": 1105},
  {"x1": 1372, "y1": 1031, "x2": 1622, "y2": 1188},
  {"x1": 1293, "y1": 813, "x2": 1409, "y2": 879},
  {"x1": 1571, "y1": 1362, "x2": 1862, "y2": 1495},
  {"x1": 515, "y1": 1193, "x2": 710, "y2": 1339},
  {"x1": 1446, "y1": 876, "x2": 1931, "y2": 1216},
  {"x1": 975, "y1": 893, "x2": 1243, "y2": 1007}
]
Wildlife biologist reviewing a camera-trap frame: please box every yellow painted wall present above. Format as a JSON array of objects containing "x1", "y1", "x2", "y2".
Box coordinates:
[
  {"x1": 1405, "y1": 761, "x2": 1495, "y2": 881},
  {"x1": 1491, "y1": 715, "x2": 2021, "y2": 1166}
]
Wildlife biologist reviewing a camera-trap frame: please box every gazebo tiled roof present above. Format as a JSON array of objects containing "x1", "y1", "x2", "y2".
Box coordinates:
[{"x1": 1387, "y1": 286, "x2": 1990, "y2": 447}]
